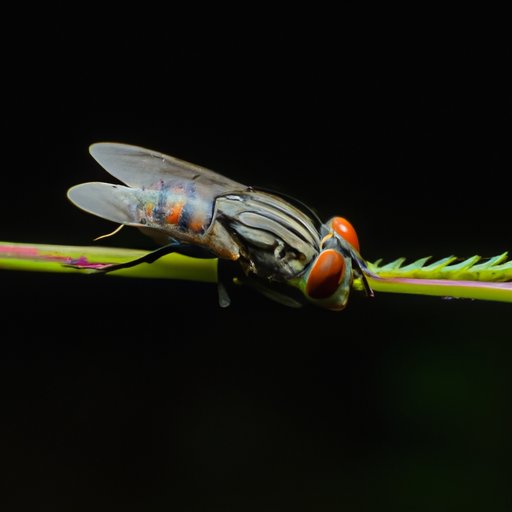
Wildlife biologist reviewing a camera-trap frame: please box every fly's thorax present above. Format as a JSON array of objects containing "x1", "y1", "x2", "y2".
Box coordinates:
[
  {"x1": 236, "y1": 237, "x2": 311, "y2": 280},
  {"x1": 214, "y1": 191, "x2": 321, "y2": 280}
]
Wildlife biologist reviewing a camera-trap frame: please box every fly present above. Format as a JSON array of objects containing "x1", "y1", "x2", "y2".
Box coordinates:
[{"x1": 67, "y1": 143, "x2": 368, "y2": 310}]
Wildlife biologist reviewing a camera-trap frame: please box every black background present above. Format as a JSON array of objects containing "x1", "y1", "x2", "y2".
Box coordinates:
[{"x1": 1, "y1": 24, "x2": 511, "y2": 511}]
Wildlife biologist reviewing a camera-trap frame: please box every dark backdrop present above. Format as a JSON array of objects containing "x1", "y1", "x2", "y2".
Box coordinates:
[{"x1": 1, "y1": 31, "x2": 511, "y2": 511}]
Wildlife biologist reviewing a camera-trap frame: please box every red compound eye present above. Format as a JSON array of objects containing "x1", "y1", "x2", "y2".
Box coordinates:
[
  {"x1": 306, "y1": 249, "x2": 345, "y2": 299},
  {"x1": 330, "y1": 216, "x2": 360, "y2": 252}
]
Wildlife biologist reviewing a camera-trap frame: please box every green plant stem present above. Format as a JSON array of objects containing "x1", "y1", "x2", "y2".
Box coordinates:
[{"x1": 0, "y1": 242, "x2": 218, "y2": 283}]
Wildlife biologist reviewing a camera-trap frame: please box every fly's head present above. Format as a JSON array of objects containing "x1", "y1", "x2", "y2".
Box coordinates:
[{"x1": 292, "y1": 216, "x2": 367, "y2": 311}]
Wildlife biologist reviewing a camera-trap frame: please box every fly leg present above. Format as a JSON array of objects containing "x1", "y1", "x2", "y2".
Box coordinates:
[
  {"x1": 350, "y1": 255, "x2": 375, "y2": 298},
  {"x1": 217, "y1": 280, "x2": 231, "y2": 308},
  {"x1": 66, "y1": 243, "x2": 182, "y2": 273}
]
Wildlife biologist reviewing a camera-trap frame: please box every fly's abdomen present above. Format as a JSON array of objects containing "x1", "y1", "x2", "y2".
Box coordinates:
[{"x1": 135, "y1": 179, "x2": 213, "y2": 236}]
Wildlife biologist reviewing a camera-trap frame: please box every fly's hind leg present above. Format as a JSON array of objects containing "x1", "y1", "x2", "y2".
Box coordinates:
[{"x1": 66, "y1": 243, "x2": 182, "y2": 273}]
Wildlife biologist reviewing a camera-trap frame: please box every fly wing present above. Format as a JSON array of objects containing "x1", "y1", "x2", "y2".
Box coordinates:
[
  {"x1": 69, "y1": 143, "x2": 248, "y2": 242},
  {"x1": 67, "y1": 182, "x2": 144, "y2": 226},
  {"x1": 89, "y1": 142, "x2": 244, "y2": 192}
]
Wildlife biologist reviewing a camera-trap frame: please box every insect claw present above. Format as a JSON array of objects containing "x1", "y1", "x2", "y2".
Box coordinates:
[{"x1": 364, "y1": 277, "x2": 375, "y2": 298}]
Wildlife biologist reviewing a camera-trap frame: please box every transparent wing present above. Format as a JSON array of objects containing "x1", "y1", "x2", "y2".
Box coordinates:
[
  {"x1": 89, "y1": 142, "x2": 244, "y2": 192},
  {"x1": 69, "y1": 143, "x2": 248, "y2": 239},
  {"x1": 67, "y1": 182, "x2": 144, "y2": 226}
]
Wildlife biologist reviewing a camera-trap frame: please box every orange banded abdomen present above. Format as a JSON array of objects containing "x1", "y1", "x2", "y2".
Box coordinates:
[{"x1": 136, "y1": 180, "x2": 214, "y2": 235}]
